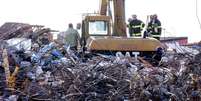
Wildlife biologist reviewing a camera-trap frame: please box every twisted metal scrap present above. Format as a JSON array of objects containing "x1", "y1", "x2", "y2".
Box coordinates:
[{"x1": 1, "y1": 47, "x2": 201, "y2": 101}]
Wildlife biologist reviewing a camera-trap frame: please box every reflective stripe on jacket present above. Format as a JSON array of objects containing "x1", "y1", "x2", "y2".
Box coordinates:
[{"x1": 132, "y1": 33, "x2": 141, "y2": 36}]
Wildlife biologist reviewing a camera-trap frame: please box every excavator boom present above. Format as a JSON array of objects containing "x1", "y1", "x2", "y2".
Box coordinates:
[
  {"x1": 113, "y1": 0, "x2": 126, "y2": 36},
  {"x1": 100, "y1": 0, "x2": 108, "y2": 15},
  {"x1": 99, "y1": 0, "x2": 127, "y2": 36}
]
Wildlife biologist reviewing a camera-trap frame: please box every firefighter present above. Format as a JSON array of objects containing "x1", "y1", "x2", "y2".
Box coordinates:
[
  {"x1": 148, "y1": 14, "x2": 162, "y2": 40},
  {"x1": 147, "y1": 15, "x2": 154, "y2": 34},
  {"x1": 129, "y1": 15, "x2": 145, "y2": 37}
]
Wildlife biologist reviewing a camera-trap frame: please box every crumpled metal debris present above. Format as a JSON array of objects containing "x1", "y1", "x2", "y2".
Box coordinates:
[
  {"x1": 1, "y1": 43, "x2": 200, "y2": 101},
  {"x1": 0, "y1": 25, "x2": 201, "y2": 100}
]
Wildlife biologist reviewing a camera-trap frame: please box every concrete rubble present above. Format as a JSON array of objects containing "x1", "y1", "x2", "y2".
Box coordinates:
[{"x1": 0, "y1": 22, "x2": 201, "y2": 101}]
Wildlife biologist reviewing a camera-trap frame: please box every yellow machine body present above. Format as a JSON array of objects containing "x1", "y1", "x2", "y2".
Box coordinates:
[
  {"x1": 82, "y1": 16, "x2": 163, "y2": 52},
  {"x1": 86, "y1": 36, "x2": 162, "y2": 51}
]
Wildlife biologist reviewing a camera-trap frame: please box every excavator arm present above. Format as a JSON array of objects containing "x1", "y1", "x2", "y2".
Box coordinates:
[
  {"x1": 99, "y1": 0, "x2": 126, "y2": 36},
  {"x1": 100, "y1": 0, "x2": 108, "y2": 15},
  {"x1": 113, "y1": 0, "x2": 126, "y2": 36}
]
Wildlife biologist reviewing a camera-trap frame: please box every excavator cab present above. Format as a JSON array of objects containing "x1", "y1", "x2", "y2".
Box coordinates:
[
  {"x1": 81, "y1": 15, "x2": 111, "y2": 39},
  {"x1": 81, "y1": 15, "x2": 111, "y2": 53}
]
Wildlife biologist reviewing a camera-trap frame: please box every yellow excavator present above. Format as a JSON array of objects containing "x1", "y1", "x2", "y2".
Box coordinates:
[{"x1": 81, "y1": 0, "x2": 163, "y2": 58}]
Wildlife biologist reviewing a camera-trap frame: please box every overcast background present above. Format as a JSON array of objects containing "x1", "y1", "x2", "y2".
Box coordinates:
[{"x1": 0, "y1": 0, "x2": 201, "y2": 43}]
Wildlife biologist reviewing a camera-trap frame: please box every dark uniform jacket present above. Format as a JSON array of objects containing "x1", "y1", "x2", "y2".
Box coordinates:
[
  {"x1": 148, "y1": 19, "x2": 161, "y2": 36},
  {"x1": 147, "y1": 19, "x2": 161, "y2": 40},
  {"x1": 129, "y1": 19, "x2": 145, "y2": 36}
]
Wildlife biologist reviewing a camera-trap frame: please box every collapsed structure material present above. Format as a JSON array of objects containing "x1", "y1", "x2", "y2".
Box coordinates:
[{"x1": 0, "y1": 22, "x2": 200, "y2": 101}]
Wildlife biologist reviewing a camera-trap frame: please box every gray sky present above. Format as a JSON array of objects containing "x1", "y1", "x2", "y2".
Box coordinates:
[{"x1": 0, "y1": 0, "x2": 201, "y2": 42}]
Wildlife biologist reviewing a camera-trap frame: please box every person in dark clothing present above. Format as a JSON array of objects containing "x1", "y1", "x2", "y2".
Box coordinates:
[
  {"x1": 129, "y1": 15, "x2": 145, "y2": 37},
  {"x1": 147, "y1": 15, "x2": 154, "y2": 34},
  {"x1": 147, "y1": 14, "x2": 162, "y2": 40},
  {"x1": 127, "y1": 18, "x2": 133, "y2": 36}
]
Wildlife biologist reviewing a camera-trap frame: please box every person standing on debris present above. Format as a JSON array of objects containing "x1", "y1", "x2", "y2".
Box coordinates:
[
  {"x1": 76, "y1": 23, "x2": 81, "y2": 36},
  {"x1": 129, "y1": 15, "x2": 145, "y2": 37},
  {"x1": 65, "y1": 23, "x2": 80, "y2": 50},
  {"x1": 147, "y1": 15, "x2": 154, "y2": 34},
  {"x1": 127, "y1": 18, "x2": 133, "y2": 36},
  {"x1": 148, "y1": 14, "x2": 162, "y2": 40}
]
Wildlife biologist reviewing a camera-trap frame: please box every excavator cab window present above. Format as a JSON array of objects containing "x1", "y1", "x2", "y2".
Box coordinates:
[{"x1": 88, "y1": 21, "x2": 108, "y2": 35}]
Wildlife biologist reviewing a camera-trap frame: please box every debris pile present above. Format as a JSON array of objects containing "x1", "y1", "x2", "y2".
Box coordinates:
[
  {"x1": 0, "y1": 22, "x2": 200, "y2": 101},
  {"x1": 0, "y1": 42, "x2": 200, "y2": 100}
]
